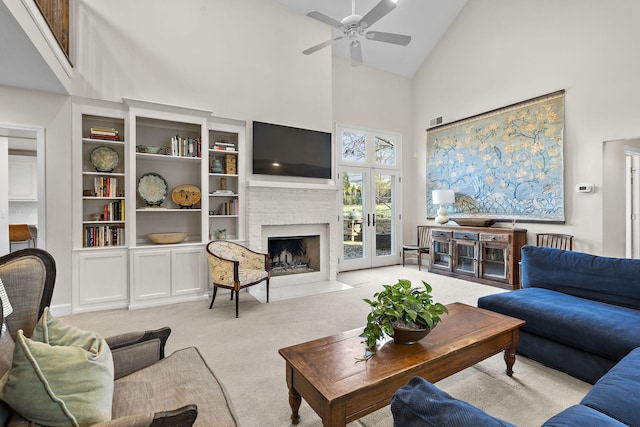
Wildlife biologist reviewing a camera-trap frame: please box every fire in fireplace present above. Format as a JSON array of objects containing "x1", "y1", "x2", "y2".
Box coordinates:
[{"x1": 268, "y1": 235, "x2": 320, "y2": 276}]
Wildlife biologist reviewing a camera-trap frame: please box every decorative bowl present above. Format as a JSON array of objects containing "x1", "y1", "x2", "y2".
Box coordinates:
[
  {"x1": 452, "y1": 218, "x2": 497, "y2": 227},
  {"x1": 137, "y1": 145, "x2": 164, "y2": 154},
  {"x1": 147, "y1": 232, "x2": 188, "y2": 244}
]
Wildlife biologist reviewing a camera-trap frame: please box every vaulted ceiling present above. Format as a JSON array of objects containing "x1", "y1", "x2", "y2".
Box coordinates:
[{"x1": 273, "y1": 0, "x2": 467, "y2": 78}]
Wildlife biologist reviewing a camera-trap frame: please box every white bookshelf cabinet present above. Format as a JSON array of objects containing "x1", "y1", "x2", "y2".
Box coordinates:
[
  {"x1": 72, "y1": 99, "x2": 246, "y2": 312},
  {"x1": 125, "y1": 99, "x2": 210, "y2": 308},
  {"x1": 72, "y1": 99, "x2": 130, "y2": 313},
  {"x1": 208, "y1": 118, "x2": 246, "y2": 242}
]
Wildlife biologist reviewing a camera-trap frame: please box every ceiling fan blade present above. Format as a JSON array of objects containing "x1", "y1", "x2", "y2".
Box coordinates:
[
  {"x1": 306, "y1": 11, "x2": 345, "y2": 30},
  {"x1": 350, "y1": 41, "x2": 363, "y2": 66},
  {"x1": 359, "y1": 0, "x2": 396, "y2": 29},
  {"x1": 303, "y1": 36, "x2": 344, "y2": 55},
  {"x1": 365, "y1": 31, "x2": 411, "y2": 46}
]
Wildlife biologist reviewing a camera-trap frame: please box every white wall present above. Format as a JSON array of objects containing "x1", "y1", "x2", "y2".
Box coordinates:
[
  {"x1": 72, "y1": 0, "x2": 332, "y2": 132},
  {"x1": 0, "y1": 85, "x2": 71, "y2": 305},
  {"x1": 331, "y1": 57, "x2": 414, "y2": 243},
  {"x1": 412, "y1": 0, "x2": 640, "y2": 255}
]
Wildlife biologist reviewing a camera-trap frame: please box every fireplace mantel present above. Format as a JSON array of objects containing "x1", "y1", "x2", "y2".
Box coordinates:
[{"x1": 247, "y1": 180, "x2": 338, "y2": 191}]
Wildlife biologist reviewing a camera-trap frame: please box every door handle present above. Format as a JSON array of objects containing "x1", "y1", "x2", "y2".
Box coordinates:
[
  {"x1": 372, "y1": 213, "x2": 376, "y2": 226},
  {"x1": 367, "y1": 214, "x2": 371, "y2": 227}
]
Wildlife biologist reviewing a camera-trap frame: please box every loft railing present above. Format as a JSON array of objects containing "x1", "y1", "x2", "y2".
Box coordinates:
[{"x1": 33, "y1": 0, "x2": 69, "y2": 61}]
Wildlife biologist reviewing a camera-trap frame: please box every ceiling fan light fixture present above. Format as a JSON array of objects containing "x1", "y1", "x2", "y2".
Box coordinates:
[{"x1": 303, "y1": 0, "x2": 410, "y2": 66}]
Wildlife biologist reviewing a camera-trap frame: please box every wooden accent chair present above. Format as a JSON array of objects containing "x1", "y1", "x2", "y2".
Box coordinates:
[
  {"x1": 206, "y1": 240, "x2": 270, "y2": 318},
  {"x1": 402, "y1": 226, "x2": 431, "y2": 270},
  {"x1": 0, "y1": 249, "x2": 238, "y2": 426},
  {"x1": 536, "y1": 233, "x2": 573, "y2": 250},
  {"x1": 8, "y1": 224, "x2": 35, "y2": 252}
]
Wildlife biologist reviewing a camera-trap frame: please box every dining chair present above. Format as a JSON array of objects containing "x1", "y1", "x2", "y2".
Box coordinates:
[
  {"x1": 402, "y1": 226, "x2": 431, "y2": 270},
  {"x1": 536, "y1": 233, "x2": 573, "y2": 250}
]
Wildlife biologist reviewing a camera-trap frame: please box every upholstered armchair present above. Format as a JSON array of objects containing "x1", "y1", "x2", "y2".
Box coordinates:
[
  {"x1": 0, "y1": 249, "x2": 238, "y2": 426},
  {"x1": 206, "y1": 240, "x2": 270, "y2": 318}
]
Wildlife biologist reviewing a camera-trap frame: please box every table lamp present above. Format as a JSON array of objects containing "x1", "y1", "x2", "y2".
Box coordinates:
[{"x1": 432, "y1": 189, "x2": 455, "y2": 224}]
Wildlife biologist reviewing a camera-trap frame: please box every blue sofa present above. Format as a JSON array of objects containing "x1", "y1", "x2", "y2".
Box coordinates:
[
  {"x1": 390, "y1": 245, "x2": 640, "y2": 426},
  {"x1": 478, "y1": 245, "x2": 640, "y2": 384},
  {"x1": 392, "y1": 347, "x2": 640, "y2": 426}
]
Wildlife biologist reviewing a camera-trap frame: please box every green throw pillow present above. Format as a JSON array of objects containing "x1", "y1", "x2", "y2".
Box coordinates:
[{"x1": 0, "y1": 307, "x2": 114, "y2": 427}]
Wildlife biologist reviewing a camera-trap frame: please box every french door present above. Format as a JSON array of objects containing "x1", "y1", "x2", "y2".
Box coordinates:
[{"x1": 339, "y1": 167, "x2": 399, "y2": 270}]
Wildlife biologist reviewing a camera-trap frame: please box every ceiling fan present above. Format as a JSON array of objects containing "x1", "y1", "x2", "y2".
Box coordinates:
[{"x1": 302, "y1": 0, "x2": 411, "y2": 66}]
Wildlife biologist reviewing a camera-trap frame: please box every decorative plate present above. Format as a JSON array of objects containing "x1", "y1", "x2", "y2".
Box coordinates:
[
  {"x1": 90, "y1": 146, "x2": 119, "y2": 172},
  {"x1": 137, "y1": 173, "x2": 168, "y2": 206},
  {"x1": 171, "y1": 184, "x2": 201, "y2": 208}
]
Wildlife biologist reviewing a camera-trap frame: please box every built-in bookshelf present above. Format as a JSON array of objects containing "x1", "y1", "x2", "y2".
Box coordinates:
[
  {"x1": 71, "y1": 99, "x2": 247, "y2": 313},
  {"x1": 208, "y1": 124, "x2": 243, "y2": 241},
  {"x1": 125, "y1": 99, "x2": 210, "y2": 308},
  {"x1": 80, "y1": 115, "x2": 127, "y2": 248},
  {"x1": 132, "y1": 116, "x2": 204, "y2": 246},
  {"x1": 72, "y1": 99, "x2": 130, "y2": 313}
]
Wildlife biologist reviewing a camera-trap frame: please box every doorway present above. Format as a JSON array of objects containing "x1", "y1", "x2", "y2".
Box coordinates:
[
  {"x1": 0, "y1": 125, "x2": 46, "y2": 254},
  {"x1": 336, "y1": 125, "x2": 401, "y2": 271}
]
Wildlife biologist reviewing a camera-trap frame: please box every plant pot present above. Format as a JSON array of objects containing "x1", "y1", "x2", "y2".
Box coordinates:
[{"x1": 392, "y1": 325, "x2": 432, "y2": 345}]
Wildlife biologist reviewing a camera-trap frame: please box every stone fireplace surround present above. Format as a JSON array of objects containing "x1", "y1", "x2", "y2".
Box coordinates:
[{"x1": 246, "y1": 183, "x2": 338, "y2": 288}]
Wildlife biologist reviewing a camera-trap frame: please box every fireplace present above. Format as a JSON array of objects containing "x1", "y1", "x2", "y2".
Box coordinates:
[{"x1": 268, "y1": 235, "x2": 320, "y2": 276}]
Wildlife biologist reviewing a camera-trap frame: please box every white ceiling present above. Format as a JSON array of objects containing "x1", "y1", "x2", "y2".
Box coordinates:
[
  {"x1": 0, "y1": 0, "x2": 467, "y2": 96},
  {"x1": 273, "y1": 0, "x2": 468, "y2": 78}
]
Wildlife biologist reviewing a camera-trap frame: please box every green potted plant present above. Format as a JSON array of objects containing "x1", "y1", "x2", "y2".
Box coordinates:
[{"x1": 361, "y1": 279, "x2": 448, "y2": 353}]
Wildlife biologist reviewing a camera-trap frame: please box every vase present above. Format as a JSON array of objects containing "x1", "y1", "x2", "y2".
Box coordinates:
[{"x1": 391, "y1": 325, "x2": 432, "y2": 345}]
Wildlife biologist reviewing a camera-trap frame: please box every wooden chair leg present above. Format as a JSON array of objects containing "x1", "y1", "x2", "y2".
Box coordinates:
[
  {"x1": 418, "y1": 252, "x2": 422, "y2": 271},
  {"x1": 209, "y1": 286, "x2": 219, "y2": 309},
  {"x1": 402, "y1": 250, "x2": 406, "y2": 267},
  {"x1": 235, "y1": 290, "x2": 240, "y2": 318}
]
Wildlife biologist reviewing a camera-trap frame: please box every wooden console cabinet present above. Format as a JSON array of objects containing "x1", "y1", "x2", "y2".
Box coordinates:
[{"x1": 429, "y1": 226, "x2": 527, "y2": 290}]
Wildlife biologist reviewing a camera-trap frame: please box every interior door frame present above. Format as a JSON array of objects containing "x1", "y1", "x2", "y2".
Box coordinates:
[{"x1": 0, "y1": 123, "x2": 46, "y2": 253}]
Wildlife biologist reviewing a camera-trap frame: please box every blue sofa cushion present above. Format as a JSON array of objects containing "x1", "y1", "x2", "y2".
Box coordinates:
[
  {"x1": 541, "y1": 405, "x2": 627, "y2": 427},
  {"x1": 580, "y1": 347, "x2": 640, "y2": 426},
  {"x1": 521, "y1": 245, "x2": 640, "y2": 310},
  {"x1": 478, "y1": 288, "x2": 640, "y2": 361},
  {"x1": 391, "y1": 376, "x2": 516, "y2": 427}
]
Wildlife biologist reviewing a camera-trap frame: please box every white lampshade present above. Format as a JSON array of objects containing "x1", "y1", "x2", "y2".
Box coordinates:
[
  {"x1": 432, "y1": 190, "x2": 455, "y2": 224},
  {"x1": 432, "y1": 189, "x2": 455, "y2": 205}
]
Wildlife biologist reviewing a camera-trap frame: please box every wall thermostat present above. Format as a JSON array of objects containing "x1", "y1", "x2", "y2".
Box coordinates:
[{"x1": 577, "y1": 184, "x2": 594, "y2": 193}]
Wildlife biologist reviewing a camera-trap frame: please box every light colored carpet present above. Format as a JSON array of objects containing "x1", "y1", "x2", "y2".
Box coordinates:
[{"x1": 61, "y1": 265, "x2": 591, "y2": 427}]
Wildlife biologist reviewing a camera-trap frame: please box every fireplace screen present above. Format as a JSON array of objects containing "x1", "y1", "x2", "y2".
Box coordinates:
[{"x1": 268, "y1": 235, "x2": 320, "y2": 276}]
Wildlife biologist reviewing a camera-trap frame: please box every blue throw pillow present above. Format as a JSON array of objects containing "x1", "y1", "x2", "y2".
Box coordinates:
[{"x1": 391, "y1": 376, "x2": 516, "y2": 427}]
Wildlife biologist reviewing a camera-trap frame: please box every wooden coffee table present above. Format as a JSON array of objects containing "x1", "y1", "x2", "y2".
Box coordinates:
[{"x1": 278, "y1": 302, "x2": 525, "y2": 427}]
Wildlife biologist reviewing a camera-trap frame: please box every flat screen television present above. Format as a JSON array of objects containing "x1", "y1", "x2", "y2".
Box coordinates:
[{"x1": 252, "y1": 121, "x2": 332, "y2": 179}]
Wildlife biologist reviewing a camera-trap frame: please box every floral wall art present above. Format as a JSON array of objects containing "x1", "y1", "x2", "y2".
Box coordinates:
[{"x1": 426, "y1": 90, "x2": 565, "y2": 223}]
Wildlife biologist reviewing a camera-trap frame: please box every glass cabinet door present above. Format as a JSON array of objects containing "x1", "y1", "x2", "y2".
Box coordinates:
[
  {"x1": 454, "y1": 240, "x2": 478, "y2": 276},
  {"x1": 431, "y1": 238, "x2": 451, "y2": 270},
  {"x1": 481, "y1": 244, "x2": 508, "y2": 281}
]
